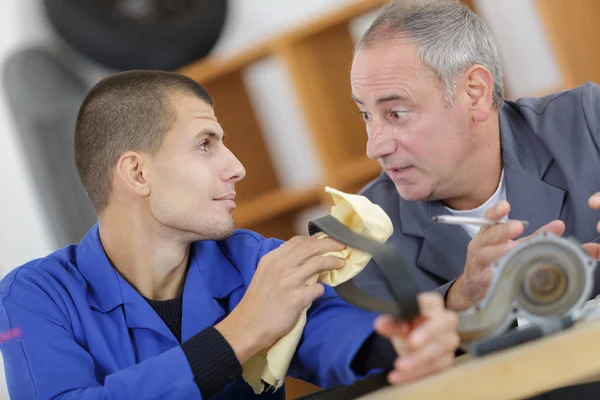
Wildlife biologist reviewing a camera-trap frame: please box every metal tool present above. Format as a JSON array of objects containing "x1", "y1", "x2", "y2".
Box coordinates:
[
  {"x1": 458, "y1": 232, "x2": 597, "y2": 345},
  {"x1": 469, "y1": 295, "x2": 600, "y2": 356}
]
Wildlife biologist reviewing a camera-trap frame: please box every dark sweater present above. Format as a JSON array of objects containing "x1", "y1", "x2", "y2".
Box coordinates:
[{"x1": 146, "y1": 295, "x2": 394, "y2": 399}]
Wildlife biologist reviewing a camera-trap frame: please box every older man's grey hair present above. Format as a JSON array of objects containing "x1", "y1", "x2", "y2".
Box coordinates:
[{"x1": 356, "y1": 0, "x2": 504, "y2": 109}]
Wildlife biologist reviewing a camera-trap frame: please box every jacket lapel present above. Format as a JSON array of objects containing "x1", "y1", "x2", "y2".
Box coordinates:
[
  {"x1": 504, "y1": 159, "x2": 565, "y2": 236},
  {"x1": 500, "y1": 103, "x2": 565, "y2": 236},
  {"x1": 181, "y1": 241, "x2": 243, "y2": 342},
  {"x1": 399, "y1": 197, "x2": 472, "y2": 282},
  {"x1": 118, "y1": 275, "x2": 176, "y2": 342}
]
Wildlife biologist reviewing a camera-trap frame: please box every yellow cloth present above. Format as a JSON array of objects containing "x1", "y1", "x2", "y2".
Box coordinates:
[{"x1": 242, "y1": 186, "x2": 394, "y2": 394}]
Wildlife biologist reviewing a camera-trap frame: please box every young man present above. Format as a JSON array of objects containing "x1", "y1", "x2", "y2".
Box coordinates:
[{"x1": 0, "y1": 70, "x2": 458, "y2": 399}]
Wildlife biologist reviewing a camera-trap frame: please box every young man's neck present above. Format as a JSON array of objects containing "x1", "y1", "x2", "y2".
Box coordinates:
[{"x1": 98, "y1": 207, "x2": 190, "y2": 300}]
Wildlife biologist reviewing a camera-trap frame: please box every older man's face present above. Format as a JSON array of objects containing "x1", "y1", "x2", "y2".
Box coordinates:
[{"x1": 351, "y1": 40, "x2": 477, "y2": 203}]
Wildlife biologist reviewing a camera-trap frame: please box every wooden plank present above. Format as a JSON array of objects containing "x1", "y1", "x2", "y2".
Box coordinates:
[
  {"x1": 285, "y1": 378, "x2": 321, "y2": 399},
  {"x1": 359, "y1": 320, "x2": 600, "y2": 400}
]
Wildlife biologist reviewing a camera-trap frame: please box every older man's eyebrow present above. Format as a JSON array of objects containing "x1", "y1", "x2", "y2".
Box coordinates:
[
  {"x1": 352, "y1": 93, "x2": 412, "y2": 106},
  {"x1": 376, "y1": 94, "x2": 412, "y2": 104},
  {"x1": 352, "y1": 95, "x2": 364, "y2": 105}
]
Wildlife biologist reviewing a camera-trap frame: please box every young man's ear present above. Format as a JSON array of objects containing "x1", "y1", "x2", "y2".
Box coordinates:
[
  {"x1": 116, "y1": 151, "x2": 150, "y2": 197},
  {"x1": 463, "y1": 64, "x2": 495, "y2": 122}
]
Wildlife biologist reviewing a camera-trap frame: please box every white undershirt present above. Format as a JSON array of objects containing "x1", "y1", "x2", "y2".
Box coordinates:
[
  {"x1": 444, "y1": 170, "x2": 530, "y2": 327},
  {"x1": 445, "y1": 169, "x2": 507, "y2": 238}
]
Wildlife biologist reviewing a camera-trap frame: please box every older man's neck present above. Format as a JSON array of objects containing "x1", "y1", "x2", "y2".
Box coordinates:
[
  {"x1": 443, "y1": 124, "x2": 503, "y2": 211},
  {"x1": 98, "y1": 208, "x2": 190, "y2": 300}
]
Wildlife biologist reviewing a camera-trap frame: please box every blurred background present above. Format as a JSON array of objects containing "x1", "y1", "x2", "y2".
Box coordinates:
[{"x1": 0, "y1": 0, "x2": 597, "y2": 398}]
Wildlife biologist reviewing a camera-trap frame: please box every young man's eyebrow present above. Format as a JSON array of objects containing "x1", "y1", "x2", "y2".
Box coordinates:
[{"x1": 194, "y1": 130, "x2": 224, "y2": 142}]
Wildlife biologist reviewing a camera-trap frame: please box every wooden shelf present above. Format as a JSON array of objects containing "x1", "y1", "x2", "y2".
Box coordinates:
[
  {"x1": 179, "y1": 42, "x2": 271, "y2": 84},
  {"x1": 272, "y1": 0, "x2": 388, "y2": 47},
  {"x1": 179, "y1": 0, "x2": 388, "y2": 84}
]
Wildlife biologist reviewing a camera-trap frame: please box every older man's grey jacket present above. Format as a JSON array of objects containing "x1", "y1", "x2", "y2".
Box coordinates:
[{"x1": 356, "y1": 82, "x2": 600, "y2": 302}]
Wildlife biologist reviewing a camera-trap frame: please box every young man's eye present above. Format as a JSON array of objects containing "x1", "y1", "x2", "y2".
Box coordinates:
[{"x1": 198, "y1": 141, "x2": 209, "y2": 151}]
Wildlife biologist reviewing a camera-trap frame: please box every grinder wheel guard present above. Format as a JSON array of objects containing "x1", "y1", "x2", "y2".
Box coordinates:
[
  {"x1": 458, "y1": 232, "x2": 597, "y2": 344},
  {"x1": 308, "y1": 215, "x2": 421, "y2": 322}
]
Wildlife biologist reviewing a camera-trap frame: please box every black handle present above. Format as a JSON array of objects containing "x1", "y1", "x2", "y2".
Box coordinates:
[
  {"x1": 308, "y1": 215, "x2": 420, "y2": 321},
  {"x1": 470, "y1": 316, "x2": 575, "y2": 356}
]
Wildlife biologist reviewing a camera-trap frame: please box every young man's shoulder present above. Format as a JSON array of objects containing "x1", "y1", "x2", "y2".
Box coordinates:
[
  {"x1": 0, "y1": 245, "x2": 82, "y2": 305},
  {"x1": 223, "y1": 229, "x2": 284, "y2": 249}
]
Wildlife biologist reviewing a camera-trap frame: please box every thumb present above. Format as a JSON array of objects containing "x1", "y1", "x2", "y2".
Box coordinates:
[
  {"x1": 582, "y1": 243, "x2": 600, "y2": 261},
  {"x1": 535, "y1": 220, "x2": 566, "y2": 237},
  {"x1": 516, "y1": 220, "x2": 565, "y2": 244},
  {"x1": 589, "y1": 192, "x2": 600, "y2": 209}
]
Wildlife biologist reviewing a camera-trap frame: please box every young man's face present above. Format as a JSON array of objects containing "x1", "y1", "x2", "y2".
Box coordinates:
[
  {"x1": 145, "y1": 93, "x2": 246, "y2": 240},
  {"x1": 351, "y1": 40, "x2": 477, "y2": 203}
]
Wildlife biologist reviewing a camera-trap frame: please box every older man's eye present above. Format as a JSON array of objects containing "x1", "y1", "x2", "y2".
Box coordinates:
[
  {"x1": 359, "y1": 111, "x2": 371, "y2": 122},
  {"x1": 391, "y1": 111, "x2": 407, "y2": 119}
]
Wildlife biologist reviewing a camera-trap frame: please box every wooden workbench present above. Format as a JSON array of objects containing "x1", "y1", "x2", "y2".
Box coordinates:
[{"x1": 360, "y1": 320, "x2": 600, "y2": 400}]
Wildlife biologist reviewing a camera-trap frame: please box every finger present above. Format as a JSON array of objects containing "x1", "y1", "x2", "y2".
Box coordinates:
[
  {"x1": 270, "y1": 236, "x2": 344, "y2": 268},
  {"x1": 293, "y1": 254, "x2": 345, "y2": 281},
  {"x1": 530, "y1": 220, "x2": 565, "y2": 238},
  {"x1": 477, "y1": 221, "x2": 524, "y2": 246},
  {"x1": 388, "y1": 353, "x2": 454, "y2": 385},
  {"x1": 416, "y1": 292, "x2": 445, "y2": 317},
  {"x1": 269, "y1": 236, "x2": 310, "y2": 259},
  {"x1": 476, "y1": 202, "x2": 511, "y2": 238},
  {"x1": 589, "y1": 192, "x2": 600, "y2": 209},
  {"x1": 583, "y1": 243, "x2": 600, "y2": 261},
  {"x1": 291, "y1": 236, "x2": 345, "y2": 266},
  {"x1": 483, "y1": 201, "x2": 511, "y2": 221},
  {"x1": 407, "y1": 310, "x2": 459, "y2": 350},
  {"x1": 376, "y1": 315, "x2": 428, "y2": 357},
  {"x1": 301, "y1": 282, "x2": 326, "y2": 305},
  {"x1": 396, "y1": 328, "x2": 459, "y2": 372},
  {"x1": 374, "y1": 315, "x2": 411, "y2": 340},
  {"x1": 397, "y1": 293, "x2": 449, "y2": 350},
  {"x1": 472, "y1": 242, "x2": 517, "y2": 269}
]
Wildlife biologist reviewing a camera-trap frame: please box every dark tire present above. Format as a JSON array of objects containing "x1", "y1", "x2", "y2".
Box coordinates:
[{"x1": 43, "y1": 0, "x2": 228, "y2": 71}]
